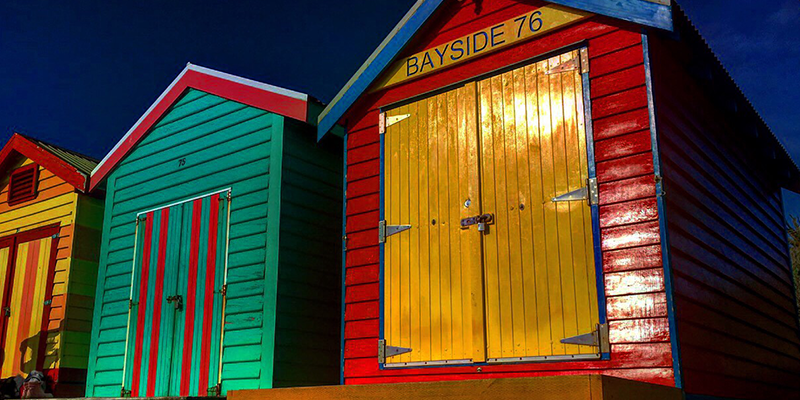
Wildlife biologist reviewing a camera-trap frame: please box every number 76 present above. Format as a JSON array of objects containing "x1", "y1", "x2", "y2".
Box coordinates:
[{"x1": 514, "y1": 11, "x2": 543, "y2": 38}]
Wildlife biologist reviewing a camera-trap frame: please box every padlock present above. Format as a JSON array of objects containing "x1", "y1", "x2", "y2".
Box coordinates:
[{"x1": 478, "y1": 222, "x2": 487, "y2": 232}]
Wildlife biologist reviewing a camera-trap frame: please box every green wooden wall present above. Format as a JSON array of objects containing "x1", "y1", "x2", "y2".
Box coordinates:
[
  {"x1": 86, "y1": 89, "x2": 343, "y2": 397},
  {"x1": 87, "y1": 89, "x2": 273, "y2": 395},
  {"x1": 272, "y1": 120, "x2": 342, "y2": 387}
]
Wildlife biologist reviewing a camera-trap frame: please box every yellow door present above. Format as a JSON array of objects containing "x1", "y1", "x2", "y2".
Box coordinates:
[
  {"x1": 1, "y1": 236, "x2": 55, "y2": 377},
  {"x1": 382, "y1": 82, "x2": 486, "y2": 366},
  {"x1": 478, "y1": 51, "x2": 598, "y2": 361},
  {"x1": 382, "y1": 50, "x2": 599, "y2": 366}
]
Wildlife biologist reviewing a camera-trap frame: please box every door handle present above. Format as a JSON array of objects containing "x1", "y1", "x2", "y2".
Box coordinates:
[{"x1": 166, "y1": 295, "x2": 183, "y2": 311}]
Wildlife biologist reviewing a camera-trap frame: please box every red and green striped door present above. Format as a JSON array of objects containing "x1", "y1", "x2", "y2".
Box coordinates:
[{"x1": 124, "y1": 190, "x2": 230, "y2": 397}]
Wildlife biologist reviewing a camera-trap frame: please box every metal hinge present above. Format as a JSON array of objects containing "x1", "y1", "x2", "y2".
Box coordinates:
[
  {"x1": 378, "y1": 220, "x2": 411, "y2": 243},
  {"x1": 546, "y1": 58, "x2": 579, "y2": 75},
  {"x1": 128, "y1": 299, "x2": 137, "y2": 310},
  {"x1": 342, "y1": 235, "x2": 348, "y2": 251},
  {"x1": 560, "y1": 323, "x2": 609, "y2": 353},
  {"x1": 655, "y1": 175, "x2": 666, "y2": 197},
  {"x1": 580, "y1": 47, "x2": 590, "y2": 74},
  {"x1": 379, "y1": 112, "x2": 411, "y2": 134},
  {"x1": 216, "y1": 284, "x2": 227, "y2": 297},
  {"x1": 120, "y1": 387, "x2": 131, "y2": 398},
  {"x1": 588, "y1": 177, "x2": 598, "y2": 205},
  {"x1": 551, "y1": 178, "x2": 598, "y2": 206},
  {"x1": 207, "y1": 383, "x2": 222, "y2": 397},
  {"x1": 377, "y1": 339, "x2": 412, "y2": 364}
]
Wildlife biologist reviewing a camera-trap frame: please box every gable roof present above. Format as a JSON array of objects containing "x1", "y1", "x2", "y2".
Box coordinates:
[
  {"x1": 317, "y1": 0, "x2": 674, "y2": 140},
  {"x1": 0, "y1": 133, "x2": 99, "y2": 192},
  {"x1": 89, "y1": 63, "x2": 315, "y2": 191}
]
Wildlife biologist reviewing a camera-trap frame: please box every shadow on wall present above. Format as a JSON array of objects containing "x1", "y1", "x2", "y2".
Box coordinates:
[{"x1": 1, "y1": 327, "x2": 61, "y2": 393}]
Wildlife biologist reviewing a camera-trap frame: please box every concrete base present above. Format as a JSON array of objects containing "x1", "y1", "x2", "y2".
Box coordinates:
[{"x1": 229, "y1": 375, "x2": 684, "y2": 400}]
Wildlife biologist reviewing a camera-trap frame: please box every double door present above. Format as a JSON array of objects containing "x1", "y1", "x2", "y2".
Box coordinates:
[
  {"x1": 382, "y1": 50, "x2": 600, "y2": 366},
  {"x1": 124, "y1": 191, "x2": 230, "y2": 397},
  {"x1": 0, "y1": 228, "x2": 58, "y2": 378}
]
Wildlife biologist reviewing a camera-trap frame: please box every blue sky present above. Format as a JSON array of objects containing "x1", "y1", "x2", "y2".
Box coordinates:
[
  {"x1": 679, "y1": 0, "x2": 800, "y2": 219},
  {"x1": 0, "y1": 0, "x2": 798, "y2": 217}
]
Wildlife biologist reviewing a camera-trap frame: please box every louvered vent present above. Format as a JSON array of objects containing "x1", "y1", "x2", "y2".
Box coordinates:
[{"x1": 8, "y1": 164, "x2": 39, "y2": 205}]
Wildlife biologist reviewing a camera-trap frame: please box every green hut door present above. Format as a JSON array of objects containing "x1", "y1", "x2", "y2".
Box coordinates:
[{"x1": 124, "y1": 190, "x2": 231, "y2": 397}]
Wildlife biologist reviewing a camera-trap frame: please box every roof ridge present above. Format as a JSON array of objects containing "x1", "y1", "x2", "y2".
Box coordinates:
[{"x1": 17, "y1": 132, "x2": 100, "y2": 163}]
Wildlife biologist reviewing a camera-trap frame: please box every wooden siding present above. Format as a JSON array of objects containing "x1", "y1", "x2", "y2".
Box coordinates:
[
  {"x1": 340, "y1": 0, "x2": 672, "y2": 386},
  {"x1": 649, "y1": 25, "x2": 800, "y2": 399},
  {"x1": 272, "y1": 120, "x2": 342, "y2": 387},
  {"x1": 0, "y1": 157, "x2": 101, "y2": 396},
  {"x1": 86, "y1": 89, "x2": 276, "y2": 396}
]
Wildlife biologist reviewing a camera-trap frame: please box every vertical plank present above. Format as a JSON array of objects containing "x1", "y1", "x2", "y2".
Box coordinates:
[
  {"x1": 407, "y1": 101, "x2": 421, "y2": 364},
  {"x1": 446, "y1": 89, "x2": 464, "y2": 360},
  {"x1": 398, "y1": 104, "x2": 411, "y2": 362},
  {"x1": 502, "y1": 69, "x2": 525, "y2": 358},
  {"x1": 479, "y1": 79, "x2": 501, "y2": 358},
  {"x1": 463, "y1": 82, "x2": 486, "y2": 363},
  {"x1": 525, "y1": 62, "x2": 552, "y2": 358},
  {"x1": 418, "y1": 98, "x2": 431, "y2": 362},
  {"x1": 513, "y1": 66, "x2": 536, "y2": 357},
  {"x1": 436, "y1": 94, "x2": 452, "y2": 361},
  {"x1": 538, "y1": 58, "x2": 565, "y2": 356}
]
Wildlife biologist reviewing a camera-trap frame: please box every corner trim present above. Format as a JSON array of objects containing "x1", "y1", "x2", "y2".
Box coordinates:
[
  {"x1": 642, "y1": 30, "x2": 683, "y2": 389},
  {"x1": 260, "y1": 114, "x2": 286, "y2": 388}
]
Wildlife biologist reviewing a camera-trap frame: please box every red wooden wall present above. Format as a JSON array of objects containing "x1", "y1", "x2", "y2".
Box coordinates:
[
  {"x1": 342, "y1": 0, "x2": 675, "y2": 387},
  {"x1": 649, "y1": 12, "x2": 800, "y2": 400}
]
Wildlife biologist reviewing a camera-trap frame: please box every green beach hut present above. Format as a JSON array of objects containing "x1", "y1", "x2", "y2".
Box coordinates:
[{"x1": 85, "y1": 64, "x2": 342, "y2": 397}]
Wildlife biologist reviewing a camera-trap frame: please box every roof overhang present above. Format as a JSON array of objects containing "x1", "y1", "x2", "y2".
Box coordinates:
[
  {"x1": 317, "y1": 0, "x2": 674, "y2": 140},
  {"x1": 89, "y1": 63, "x2": 312, "y2": 191},
  {"x1": 0, "y1": 133, "x2": 90, "y2": 192}
]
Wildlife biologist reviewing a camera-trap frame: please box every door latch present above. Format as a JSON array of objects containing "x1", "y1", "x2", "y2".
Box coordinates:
[
  {"x1": 460, "y1": 213, "x2": 494, "y2": 233},
  {"x1": 167, "y1": 295, "x2": 183, "y2": 311}
]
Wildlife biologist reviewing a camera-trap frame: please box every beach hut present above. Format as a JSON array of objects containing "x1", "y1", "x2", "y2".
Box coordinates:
[
  {"x1": 0, "y1": 133, "x2": 103, "y2": 396},
  {"x1": 84, "y1": 64, "x2": 342, "y2": 397},
  {"x1": 313, "y1": 1, "x2": 800, "y2": 399}
]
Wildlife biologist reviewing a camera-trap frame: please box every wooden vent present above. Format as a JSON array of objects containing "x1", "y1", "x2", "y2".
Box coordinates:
[{"x1": 8, "y1": 164, "x2": 39, "y2": 205}]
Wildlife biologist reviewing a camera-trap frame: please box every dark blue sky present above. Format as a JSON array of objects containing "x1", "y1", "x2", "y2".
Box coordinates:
[{"x1": 1, "y1": 1, "x2": 798, "y2": 216}]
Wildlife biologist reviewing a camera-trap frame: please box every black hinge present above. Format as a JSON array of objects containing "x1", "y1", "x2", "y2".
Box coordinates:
[{"x1": 120, "y1": 387, "x2": 131, "y2": 398}]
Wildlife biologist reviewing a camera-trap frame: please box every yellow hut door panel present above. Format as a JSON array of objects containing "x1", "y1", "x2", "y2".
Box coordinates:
[
  {"x1": 0, "y1": 235, "x2": 56, "y2": 378},
  {"x1": 382, "y1": 82, "x2": 487, "y2": 366},
  {"x1": 478, "y1": 52, "x2": 599, "y2": 361}
]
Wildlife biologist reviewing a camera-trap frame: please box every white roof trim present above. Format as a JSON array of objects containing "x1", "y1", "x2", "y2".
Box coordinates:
[
  {"x1": 188, "y1": 64, "x2": 308, "y2": 102},
  {"x1": 91, "y1": 63, "x2": 308, "y2": 177}
]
